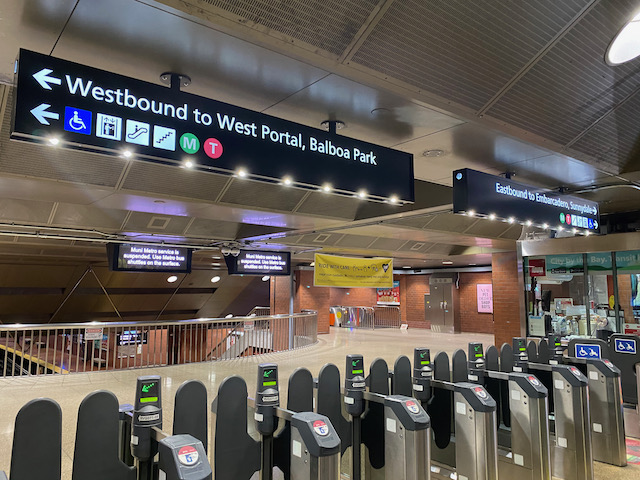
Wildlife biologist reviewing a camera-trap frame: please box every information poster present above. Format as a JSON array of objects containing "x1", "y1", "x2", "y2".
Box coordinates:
[
  {"x1": 477, "y1": 284, "x2": 493, "y2": 313},
  {"x1": 377, "y1": 281, "x2": 400, "y2": 305},
  {"x1": 314, "y1": 253, "x2": 392, "y2": 288}
]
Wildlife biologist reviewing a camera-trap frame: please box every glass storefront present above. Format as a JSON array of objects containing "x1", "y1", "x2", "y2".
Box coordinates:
[{"x1": 525, "y1": 249, "x2": 640, "y2": 339}]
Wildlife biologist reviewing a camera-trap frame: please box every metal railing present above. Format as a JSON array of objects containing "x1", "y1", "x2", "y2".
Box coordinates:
[
  {"x1": 247, "y1": 306, "x2": 271, "y2": 316},
  {"x1": 373, "y1": 305, "x2": 401, "y2": 328},
  {"x1": 330, "y1": 305, "x2": 401, "y2": 329},
  {"x1": 0, "y1": 312, "x2": 317, "y2": 377}
]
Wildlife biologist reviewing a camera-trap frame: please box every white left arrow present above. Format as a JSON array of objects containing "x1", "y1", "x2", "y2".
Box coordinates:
[
  {"x1": 30, "y1": 104, "x2": 59, "y2": 125},
  {"x1": 33, "y1": 68, "x2": 62, "y2": 90}
]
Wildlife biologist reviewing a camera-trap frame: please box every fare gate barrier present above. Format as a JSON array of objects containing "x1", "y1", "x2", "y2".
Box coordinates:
[
  {"x1": 312, "y1": 356, "x2": 432, "y2": 479},
  {"x1": 567, "y1": 333, "x2": 640, "y2": 439},
  {"x1": 2, "y1": 377, "x2": 212, "y2": 480},
  {"x1": 407, "y1": 349, "x2": 498, "y2": 480},
  {"x1": 478, "y1": 340, "x2": 593, "y2": 480},
  {"x1": 528, "y1": 335, "x2": 627, "y2": 467},
  {"x1": 452, "y1": 344, "x2": 552, "y2": 480},
  {"x1": 211, "y1": 365, "x2": 341, "y2": 480}
]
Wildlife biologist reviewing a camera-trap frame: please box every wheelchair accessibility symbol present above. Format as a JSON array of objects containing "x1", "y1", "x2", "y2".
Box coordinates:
[
  {"x1": 575, "y1": 344, "x2": 601, "y2": 359},
  {"x1": 64, "y1": 107, "x2": 91, "y2": 135}
]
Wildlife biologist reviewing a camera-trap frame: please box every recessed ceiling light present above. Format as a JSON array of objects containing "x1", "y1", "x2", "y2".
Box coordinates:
[
  {"x1": 389, "y1": 195, "x2": 399, "y2": 204},
  {"x1": 526, "y1": 220, "x2": 532, "y2": 226},
  {"x1": 49, "y1": 137, "x2": 59, "y2": 145},
  {"x1": 542, "y1": 223, "x2": 549, "y2": 229},
  {"x1": 508, "y1": 217, "x2": 515, "y2": 223},
  {"x1": 488, "y1": 213, "x2": 496, "y2": 220},
  {"x1": 283, "y1": 176, "x2": 293, "y2": 185},
  {"x1": 184, "y1": 159, "x2": 194, "y2": 169},
  {"x1": 606, "y1": 12, "x2": 640, "y2": 65},
  {"x1": 467, "y1": 210, "x2": 475, "y2": 217},
  {"x1": 225, "y1": 313, "x2": 233, "y2": 318},
  {"x1": 403, "y1": 265, "x2": 411, "y2": 269},
  {"x1": 469, "y1": 263, "x2": 477, "y2": 266},
  {"x1": 211, "y1": 276, "x2": 221, "y2": 283},
  {"x1": 237, "y1": 168, "x2": 248, "y2": 177},
  {"x1": 322, "y1": 184, "x2": 332, "y2": 193},
  {"x1": 442, "y1": 261, "x2": 454, "y2": 265},
  {"x1": 122, "y1": 149, "x2": 132, "y2": 158},
  {"x1": 167, "y1": 275, "x2": 178, "y2": 283},
  {"x1": 262, "y1": 275, "x2": 270, "y2": 281},
  {"x1": 357, "y1": 189, "x2": 367, "y2": 199},
  {"x1": 423, "y1": 149, "x2": 445, "y2": 157}
]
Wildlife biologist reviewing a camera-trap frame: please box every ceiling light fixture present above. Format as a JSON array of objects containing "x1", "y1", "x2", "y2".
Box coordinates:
[
  {"x1": 606, "y1": 12, "x2": 640, "y2": 65},
  {"x1": 357, "y1": 189, "x2": 367, "y2": 199},
  {"x1": 283, "y1": 176, "x2": 293, "y2": 186},
  {"x1": 526, "y1": 220, "x2": 532, "y2": 226},
  {"x1": 467, "y1": 210, "x2": 475, "y2": 217},
  {"x1": 322, "y1": 184, "x2": 332, "y2": 193},
  {"x1": 422, "y1": 149, "x2": 445, "y2": 157},
  {"x1": 557, "y1": 225, "x2": 564, "y2": 231},
  {"x1": 237, "y1": 168, "x2": 248, "y2": 177},
  {"x1": 122, "y1": 149, "x2": 132, "y2": 158},
  {"x1": 49, "y1": 137, "x2": 59, "y2": 145},
  {"x1": 310, "y1": 262, "x2": 315, "y2": 267},
  {"x1": 262, "y1": 275, "x2": 270, "y2": 281},
  {"x1": 508, "y1": 217, "x2": 515, "y2": 223},
  {"x1": 184, "y1": 159, "x2": 194, "y2": 169},
  {"x1": 211, "y1": 276, "x2": 221, "y2": 283},
  {"x1": 167, "y1": 275, "x2": 178, "y2": 283},
  {"x1": 442, "y1": 261, "x2": 454, "y2": 265},
  {"x1": 488, "y1": 213, "x2": 496, "y2": 220},
  {"x1": 543, "y1": 223, "x2": 549, "y2": 229},
  {"x1": 389, "y1": 195, "x2": 399, "y2": 204}
]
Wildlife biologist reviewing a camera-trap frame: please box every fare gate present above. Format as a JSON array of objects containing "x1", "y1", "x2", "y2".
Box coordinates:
[
  {"x1": 529, "y1": 336, "x2": 627, "y2": 467},
  {"x1": 457, "y1": 344, "x2": 552, "y2": 480}
]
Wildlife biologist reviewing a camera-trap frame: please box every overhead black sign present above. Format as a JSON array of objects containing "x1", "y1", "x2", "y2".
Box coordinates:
[
  {"x1": 224, "y1": 250, "x2": 290, "y2": 276},
  {"x1": 12, "y1": 49, "x2": 414, "y2": 202},
  {"x1": 453, "y1": 169, "x2": 600, "y2": 232},
  {"x1": 107, "y1": 243, "x2": 192, "y2": 273}
]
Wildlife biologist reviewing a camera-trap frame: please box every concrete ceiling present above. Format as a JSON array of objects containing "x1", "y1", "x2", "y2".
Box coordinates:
[{"x1": 0, "y1": 0, "x2": 639, "y2": 274}]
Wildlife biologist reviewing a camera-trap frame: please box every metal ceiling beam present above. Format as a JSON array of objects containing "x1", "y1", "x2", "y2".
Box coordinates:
[
  {"x1": 477, "y1": 0, "x2": 601, "y2": 117},
  {"x1": 338, "y1": 0, "x2": 396, "y2": 64}
]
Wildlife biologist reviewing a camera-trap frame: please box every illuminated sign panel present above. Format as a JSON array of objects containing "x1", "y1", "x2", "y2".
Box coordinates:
[
  {"x1": 225, "y1": 250, "x2": 291, "y2": 276},
  {"x1": 107, "y1": 243, "x2": 192, "y2": 273},
  {"x1": 453, "y1": 169, "x2": 600, "y2": 233},
  {"x1": 13, "y1": 49, "x2": 414, "y2": 202}
]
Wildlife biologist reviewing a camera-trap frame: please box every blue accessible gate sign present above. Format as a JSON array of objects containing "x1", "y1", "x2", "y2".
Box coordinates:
[
  {"x1": 614, "y1": 338, "x2": 637, "y2": 354},
  {"x1": 575, "y1": 344, "x2": 601, "y2": 359}
]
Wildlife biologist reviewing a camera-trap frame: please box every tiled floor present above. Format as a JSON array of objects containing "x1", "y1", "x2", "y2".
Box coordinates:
[{"x1": 0, "y1": 327, "x2": 638, "y2": 478}]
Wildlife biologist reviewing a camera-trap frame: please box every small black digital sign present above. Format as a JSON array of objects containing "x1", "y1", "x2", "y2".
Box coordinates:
[
  {"x1": 107, "y1": 243, "x2": 192, "y2": 273},
  {"x1": 262, "y1": 367, "x2": 278, "y2": 388},
  {"x1": 453, "y1": 168, "x2": 600, "y2": 233},
  {"x1": 224, "y1": 249, "x2": 290, "y2": 276},
  {"x1": 350, "y1": 357, "x2": 364, "y2": 375},
  {"x1": 117, "y1": 330, "x2": 148, "y2": 346}
]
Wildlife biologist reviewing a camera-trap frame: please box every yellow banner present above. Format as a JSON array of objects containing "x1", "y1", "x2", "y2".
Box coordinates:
[{"x1": 314, "y1": 254, "x2": 393, "y2": 288}]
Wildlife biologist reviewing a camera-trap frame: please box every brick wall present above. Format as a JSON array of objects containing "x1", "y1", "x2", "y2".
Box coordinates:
[
  {"x1": 399, "y1": 275, "x2": 430, "y2": 328},
  {"x1": 458, "y1": 272, "x2": 494, "y2": 334},
  {"x1": 271, "y1": 269, "x2": 504, "y2": 336},
  {"x1": 492, "y1": 252, "x2": 525, "y2": 348}
]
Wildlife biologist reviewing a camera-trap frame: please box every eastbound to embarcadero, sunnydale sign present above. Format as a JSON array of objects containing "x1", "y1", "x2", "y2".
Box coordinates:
[
  {"x1": 453, "y1": 168, "x2": 600, "y2": 233},
  {"x1": 12, "y1": 49, "x2": 414, "y2": 203}
]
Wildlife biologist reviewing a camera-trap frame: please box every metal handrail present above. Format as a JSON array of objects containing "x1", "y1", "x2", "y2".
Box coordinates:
[{"x1": 0, "y1": 312, "x2": 317, "y2": 377}]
